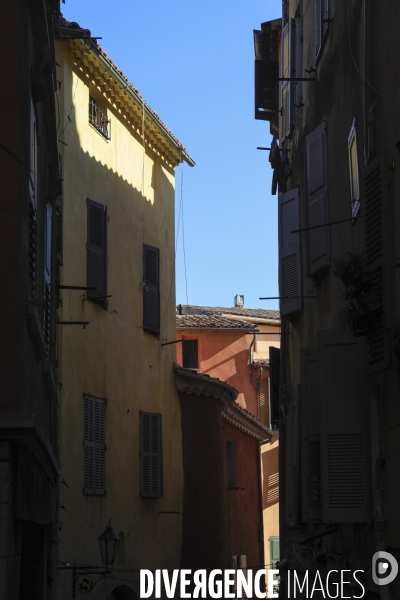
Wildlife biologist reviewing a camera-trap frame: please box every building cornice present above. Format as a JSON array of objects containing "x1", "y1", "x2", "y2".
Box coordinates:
[
  {"x1": 222, "y1": 402, "x2": 276, "y2": 442},
  {"x1": 58, "y1": 36, "x2": 194, "y2": 169}
]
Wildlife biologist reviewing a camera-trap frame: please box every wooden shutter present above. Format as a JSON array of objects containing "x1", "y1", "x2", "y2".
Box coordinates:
[
  {"x1": 300, "y1": 349, "x2": 322, "y2": 522},
  {"x1": 143, "y1": 244, "x2": 160, "y2": 335},
  {"x1": 83, "y1": 394, "x2": 106, "y2": 495},
  {"x1": 306, "y1": 122, "x2": 330, "y2": 276},
  {"x1": 87, "y1": 198, "x2": 107, "y2": 301},
  {"x1": 315, "y1": 0, "x2": 330, "y2": 59},
  {"x1": 269, "y1": 347, "x2": 280, "y2": 428},
  {"x1": 278, "y1": 188, "x2": 302, "y2": 315},
  {"x1": 270, "y1": 537, "x2": 280, "y2": 568},
  {"x1": 281, "y1": 19, "x2": 295, "y2": 139},
  {"x1": 140, "y1": 412, "x2": 162, "y2": 497},
  {"x1": 318, "y1": 330, "x2": 371, "y2": 523},
  {"x1": 365, "y1": 155, "x2": 389, "y2": 373}
]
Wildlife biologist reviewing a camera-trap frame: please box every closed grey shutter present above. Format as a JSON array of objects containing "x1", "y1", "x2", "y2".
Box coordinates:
[
  {"x1": 140, "y1": 412, "x2": 162, "y2": 497},
  {"x1": 87, "y1": 198, "x2": 108, "y2": 302},
  {"x1": 318, "y1": 330, "x2": 371, "y2": 523},
  {"x1": 84, "y1": 394, "x2": 106, "y2": 495},
  {"x1": 306, "y1": 122, "x2": 330, "y2": 276},
  {"x1": 281, "y1": 19, "x2": 295, "y2": 139},
  {"x1": 143, "y1": 244, "x2": 160, "y2": 336},
  {"x1": 300, "y1": 348, "x2": 322, "y2": 522},
  {"x1": 315, "y1": 0, "x2": 330, "y2": 59},
  {"x1": 278, "y1": 188, "x2": 302, "y2": 315},
  {"x1": 269, "y1": 347, "x2": 280, "y2": 428},
  {"x1": 365, "y1": 155, "x2": 389, "y2": 373}
]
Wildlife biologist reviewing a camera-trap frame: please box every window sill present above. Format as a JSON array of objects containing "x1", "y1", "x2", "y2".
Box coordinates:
[{"x1": 89, "y1": 122, "x2": 110, "y2": 142}]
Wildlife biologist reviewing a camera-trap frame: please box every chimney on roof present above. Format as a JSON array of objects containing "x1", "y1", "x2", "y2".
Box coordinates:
[{"x1": 234, "y1": 295, "x2": 244, "y2": 308}]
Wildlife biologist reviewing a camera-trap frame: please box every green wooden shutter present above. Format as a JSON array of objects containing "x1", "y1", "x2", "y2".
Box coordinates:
[
  {"x1": 270, "y1": 537, "x2": 280, "y2": 568},
  {"x1": 140, "y1": 412, "x2": 163, "y2": 497},
  {"x1": 306, "y1": 122, "x2": 330, "y2": 276},
  {"x1": 278, "y1": 189, "x2": 302, "y2": 316},
  {"x1": 300, "y1": 348, "x2": 322, "y2": 522},
  {"x1": 87, "y1": 199, "x2": 108, "y2": 303},
  {"x1": 318, "y1": 331, "x2": 371, "y2": 523},
  {"x1": 84, "y1": 395, "x2": 106, "y2": 495},
  {"x1": 143, "y1": 244, "x2": 160, "y2": 336}
]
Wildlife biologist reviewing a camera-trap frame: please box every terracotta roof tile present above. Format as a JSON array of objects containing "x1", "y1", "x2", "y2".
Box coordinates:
[
  {"x1": 59, "y1": 17, "x2": 190, "y2": 158},
  {"x1": 176, "y1": 314, "x2": 257, "y2": 330},
  {"x1": 177, "y1": 305, "x2": 280, "y2": 321}
]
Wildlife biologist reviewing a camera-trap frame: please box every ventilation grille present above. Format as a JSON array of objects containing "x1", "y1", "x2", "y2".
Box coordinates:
[
  {"x1": 282, "y1": 253, "x2": 298, "y2": 302},
  {"x1": 327, "y1": 434, "x2": 365, "y2": 508},
  {"x1": 89, "y1": 205, "x2": 104, "y2": 247}
]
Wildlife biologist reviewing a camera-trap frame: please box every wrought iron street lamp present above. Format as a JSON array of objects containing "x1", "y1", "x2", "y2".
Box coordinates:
[{"x1": 58, "y1": 521, "x2": 120, "y2": 597}]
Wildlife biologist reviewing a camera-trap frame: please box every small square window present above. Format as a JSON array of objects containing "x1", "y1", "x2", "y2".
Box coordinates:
[
  {"x1": 348, "y1": 120, "x2": 360, "y2": 217},
  {"x1": 89, "y1": 96, "x2": 111, "y2": 140},
  {"x1": 182, "y1": 339, "x2": 198, "y2": 369}
]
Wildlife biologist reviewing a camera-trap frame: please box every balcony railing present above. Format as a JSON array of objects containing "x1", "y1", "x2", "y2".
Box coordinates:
[{"x1": 89, "y1": 99, "x2": 111, "y2": 140}]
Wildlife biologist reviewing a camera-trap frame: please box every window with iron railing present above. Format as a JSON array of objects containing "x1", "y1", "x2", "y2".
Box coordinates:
[{"x1": 89, "y1": 97, "x2": 111, "y2": 140}]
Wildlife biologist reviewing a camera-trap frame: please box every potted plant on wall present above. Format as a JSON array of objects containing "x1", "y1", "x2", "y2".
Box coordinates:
[{"x1": 332, "y1": 249, "x2": 380, "y2": 337}]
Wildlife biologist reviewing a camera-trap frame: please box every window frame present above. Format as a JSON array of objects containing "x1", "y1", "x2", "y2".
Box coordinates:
[
  {"x1": 315, "y1": 0, "x2": 330, "y2": 61},
  {"x1": 83, "y1": 394, "x2": 106, "y2": 496},
  {"x1": 89, "y1": 95, "x2": 111, "y2": 141},
  {"x1": 348, "y1": 119, "x2": 360, "y2": 217},
  {"x1": 182, "y1": 338, "x2": 199, "y2": 370}
]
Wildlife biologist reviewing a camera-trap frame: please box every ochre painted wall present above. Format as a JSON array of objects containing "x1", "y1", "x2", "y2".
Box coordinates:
[{"x1": 56, "y1": 43, "x2": 184, "y2": 598}]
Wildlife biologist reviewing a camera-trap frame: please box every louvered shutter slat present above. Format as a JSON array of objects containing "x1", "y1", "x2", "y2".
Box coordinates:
[
  {"x1": 84, "y1": 395, "x2": 105, "y2": 495},
  {"x1": 87, "y1": 199, "x2": 107, "y2": 301},
  {"x1": 140, "y1": 412, "x2": 162, "y2": 497},
  {"x1": 143, "y1": 245, "x2": 160, "y2": 335},
  {"x1": 318, "y1": 331, "x2": 371, "y2": 523},
  {"x1": 365, "y1": 155, "x2": 389, "y2": 373},
  {"x1": 306, "y1": 123, "x2": 330, "y2": 275},
  {"x1": 278, "y1": 189, "x2": 302, "y2": 315}
]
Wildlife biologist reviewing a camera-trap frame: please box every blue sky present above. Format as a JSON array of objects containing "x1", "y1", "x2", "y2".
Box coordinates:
[{"x1": 62, "y1": 0, "x2": 282, "y2": 310}]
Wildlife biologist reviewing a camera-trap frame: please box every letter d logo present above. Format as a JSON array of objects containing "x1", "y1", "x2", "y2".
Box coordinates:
[{"x1": 372, "y1": 551, "x2": 398, "y2": 586}]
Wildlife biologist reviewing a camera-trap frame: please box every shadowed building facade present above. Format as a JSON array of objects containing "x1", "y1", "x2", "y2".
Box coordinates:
[
  {"x1": 55, "y1": 19, "x2": 194, "y2": 600},
  {"x1": 255, "y1": 1, "x2": 400, "y2": 598}
]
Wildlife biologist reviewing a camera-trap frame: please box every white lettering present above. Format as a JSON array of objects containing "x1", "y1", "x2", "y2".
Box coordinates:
[
  {"x1": 254, "y1": 569, "x2": 267, "y2": 598},
  {"x1": 180, "y1": 570, "x2": 192, "y2": 598},
  {"x1": 310, "y1": 572, "x2": 325, "y2": 598},
  {"x1": 140, "y1": 570, "x2": 154, "y2": 599},
  {"x1": 162, "y1": 570, "x2": 179, "y2": 598},
  {"x1": 326, "y1": 570, "x2": 339, "y2": 598},
  {"x1": 352, "y1": 571, "x2": 365, "y2": 599},
  {"x1": 293, "y1": 571, "x2": 308, "y2": 598},
  {"x1": 237, "y1": 569, "x2": 253, "y2": 599},
  {"x1": 224, "y1": 570, "x2": 236, "y2": 598},
  {"x1": 208, "y1": 570, "x2": 222, "y2": 599},
  {"x1": 155, "y1": 570, "x2": 161, "y2": 598},
  {"x1": 340, "y1": 570, "x2": 351, "y2": 598},
  {"x1": 268, "y1": 570, "x2": 279, "y2": 598},
  {"x1": 193, "y1": 570, "x2": 207, "y2": 599}
]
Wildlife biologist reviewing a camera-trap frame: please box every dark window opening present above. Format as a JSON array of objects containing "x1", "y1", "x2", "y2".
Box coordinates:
[
  {"x1": 182, "y1": 339, "x2": 198, "y2": 369},
  {"x1": 89, "y1": 96, "x2": 111, "y2": 140},
  {"x1": 227, "y1": 441, "x2": 237, "y2": 488}
]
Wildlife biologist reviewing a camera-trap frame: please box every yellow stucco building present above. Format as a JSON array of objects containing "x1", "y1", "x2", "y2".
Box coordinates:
[{"x1": 55, "y1": 19, "x2": 194, "y2": 600}]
